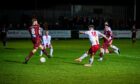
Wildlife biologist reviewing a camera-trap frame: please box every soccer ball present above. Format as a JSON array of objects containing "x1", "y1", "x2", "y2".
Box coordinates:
[{"x1": 40, "y1": 57, "x2": 46, "y2": 63}]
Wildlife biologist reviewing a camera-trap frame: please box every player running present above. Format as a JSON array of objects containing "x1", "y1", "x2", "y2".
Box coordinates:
[
  {"x1": 23, "y1": 18, "x2": 50, "y2": 64},
  {"x1": 75, "y1": 25, "x2": 109, "y2": 67},
  {"x1": 40, "y1": 30, "x2": 53, "y2": 57},
  {"x1": 98, "y1": 22, "x2": 120, "y2": 61}
]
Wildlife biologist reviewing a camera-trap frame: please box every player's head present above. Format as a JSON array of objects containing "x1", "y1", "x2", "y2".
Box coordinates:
[
  {"x1": 32, "y1": 18, "x2": 38, "y2": 25},
  {"x1": 105, "y1": 26, "x2": 110, "y2": 31},
  {"x1": 104, "y1": 22, "x2": 110, "y2": 31},
  {"x1": 88, "y1": 25, "x2": 94, "y2": 30},
  {"x1": 46, "y1": 30, "x2": 49, "y2": 35}
]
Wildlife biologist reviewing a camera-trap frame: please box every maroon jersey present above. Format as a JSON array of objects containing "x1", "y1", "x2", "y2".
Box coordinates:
[
  {"x1": 104, "y1": 30, "x2": 113, "y2": 43},
  {"x1": 29, "y1": 24, "x2": 42, "y2": 49},
  {"x1": 29, "y1": 25, "x2": 41, "y2": 38},
  {"x1": 101, "y1": 30, "x2": 112, "y2": 49}
]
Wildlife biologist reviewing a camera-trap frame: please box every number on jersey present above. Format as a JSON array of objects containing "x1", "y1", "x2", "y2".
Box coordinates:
[{"x1": 91, "y1": 32, "x2": 98, "y2": 44}]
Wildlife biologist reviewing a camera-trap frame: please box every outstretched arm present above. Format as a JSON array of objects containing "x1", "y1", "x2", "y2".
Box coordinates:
[
  {"x1": 99, "y1": 33, "x2": 109, "y2": 41},
  {"x1": 79, "y1": 31, "x2": 85, "y2": 34}
]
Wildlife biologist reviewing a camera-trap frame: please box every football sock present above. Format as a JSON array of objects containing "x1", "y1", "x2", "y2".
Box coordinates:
[
  {"x1": 80, "y1": 53, "x2": 88, "y2": 60},
  {"x1": 99, "y1": 48, "x2": 104, "y2": 60},
  {"x1": 40, "y1": 50, "x2": 43, "y2": 56},
  {"x1": 100, "y1": 52, "x2": 103, "y2": 59},
  {"x1": 100, "y1": 53, "x2": 103, "y2": 58},
  {"x1": 25, "y1": 51, "x2": 34, "y2": 63},
  {"x1": 100, "y1": 49, "x2": 104, "y2": 57},
  {"x1": 89, "y1": 57, "x2": 94, "y2": 64},
  {"x1": 110, "y1": 45, "x2": 118, "y2": 51},
  {"x1": 42, "y1": 49, "x2": 49, "y2": 58},
  {"x1": 50, "y1": 48, "x2": 53, "y2": 56}
]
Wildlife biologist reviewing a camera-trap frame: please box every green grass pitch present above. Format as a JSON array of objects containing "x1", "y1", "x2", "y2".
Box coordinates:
[{"x1": 0, "y1": 39, "x2": 140, "y2": 84}]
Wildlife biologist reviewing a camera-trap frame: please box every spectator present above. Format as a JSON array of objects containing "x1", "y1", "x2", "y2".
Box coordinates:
[{"x1": 0, "y1": 24, "x2": 8, "y2": 47}]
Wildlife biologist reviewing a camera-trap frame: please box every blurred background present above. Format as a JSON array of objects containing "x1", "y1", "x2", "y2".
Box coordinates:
[{"x1": 0, "y1": 0, "x2": 138, "y2": 39}]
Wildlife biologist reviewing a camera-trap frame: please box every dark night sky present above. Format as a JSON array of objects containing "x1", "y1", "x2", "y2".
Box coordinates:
[
  {"x1": 0, "y1": 0, "x2": 135, "y2": 10},
  {"x1": 0, "y1": 0, "x2": 138, "y2": 21}
]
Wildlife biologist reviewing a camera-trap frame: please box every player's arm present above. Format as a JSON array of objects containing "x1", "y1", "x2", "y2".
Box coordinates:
[
  {"x1": 99, "y1": 32, "x2": 109, "y2": 41},
  {"x1": 39, "y1": 27, "x2": 43, "y2": 36},
  {"x1": 79, "y1": 31, "x2": 89, "y2": 34},
  {"x1": 79, "y1": 31, "x2": 85, "y2": 34},
  {"x1": 30, "y1": 27, "x2": 36, "y2": 38},
  {"x1": 42, "y1": 36, "x2": 46, "y2": 46}
]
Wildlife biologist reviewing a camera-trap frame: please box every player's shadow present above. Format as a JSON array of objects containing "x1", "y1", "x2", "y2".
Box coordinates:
[
  {"x1": 5, "y1": 48, "x2": 16, "y2": 50},
  {"x1": 4, "y1": 60, "x2": 22, "y2": 64},
  {"x1": 63, "y1": 61, "x2": 84, "y2": 65}
]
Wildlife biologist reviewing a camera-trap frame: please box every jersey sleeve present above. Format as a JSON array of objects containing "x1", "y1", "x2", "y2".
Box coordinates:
[
  {"x1": 96, "y1": 31, "x2": 102, "y2": 36},
  {"x1": 42, "y1": 36, "x2": 46, "y2": 44},
  {"x1": 39, "y1": 27, "x2": 43, "y2": 36},
  {"x1": 96, "y1": 31, "x2": 102, "y2": 38},
  {"x1": 84, "y1": 31, "x2": 89, "y2": 35},
  {"x1": 97, "y1": 31, "x2": 107, "y2": 38},
  {"x1": 30, "y1": 27, "x2": 36, "y2": 38}
]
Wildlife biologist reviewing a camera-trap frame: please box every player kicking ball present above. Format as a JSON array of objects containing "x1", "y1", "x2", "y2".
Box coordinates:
[
  {"x1": 40, "y1": 30, "x2": 53, "y2": 57},
  {"x1": 75, "y1": 25, "x2": 109, "y2": 67}
]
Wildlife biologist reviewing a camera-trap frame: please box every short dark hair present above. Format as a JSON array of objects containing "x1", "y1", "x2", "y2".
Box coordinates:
[
  {"x1": 104, "y1": 21, "x2": 109, "y2": 26},
  {"x1": 88, "y1": 25, "x2": 94, "y2": 28}
]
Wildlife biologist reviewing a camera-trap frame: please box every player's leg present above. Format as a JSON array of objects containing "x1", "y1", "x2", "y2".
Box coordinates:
[
  {"x1": 133, "y1": 38, "x2": 136, "y2": 44},
  {"x1": 84, "y1": 53, "x2": 94, "y2": 67},
  {"x1": 40, "y1": 50, "x2": 43, "y2": 56},
  {"x1": 110, "y1": 44, "x2": 118, "y2": 51},
  {"x1": 132, "y1": 34, "x2": 136, "y2": 44},
  {"x1": 84, "y1": 45, "x2": 100, "y2": 67},
  {"x1": 24, "y1": 48, "x2": 38, "y2": 64},
  {"x1": 133, "y1": 37, "x2": 135, "y2": 44},
  {"x1": 132, "y1": 35, "x2": 136, "y2": 45},
  {"x1": 39, "y1": 44, "x2": 50, "y2": 58},
  {"x1": 110, "y1": 44, "x2": 120, "y2": 55},
  {"x1": 23, "y1": 40, "x2": 40, "y2": 64},
  {"x1": 98, "y1": 43, "x2": 107, "y2": 61},
  {"x1": 105, "y1": 44, "x2": 114, "y2": 54},
  {"x1": 40, "y1": 45, "x2": 46, "y2": 56},
  {"x1": 109, "y1": 40, "x2": 120, "y2": 55},
  {"x1": 108, "y1": 49, "x2": 114, "y2": 53},
  {"x1": 75, "y1": 51, "x2": 88, "y2": 62},
  {"x1": 98, "y1": 48, "x2": 104, "y2": 61},
  {"x1": 49, "y1": 44, "x2": 53, "y2": 57}
]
